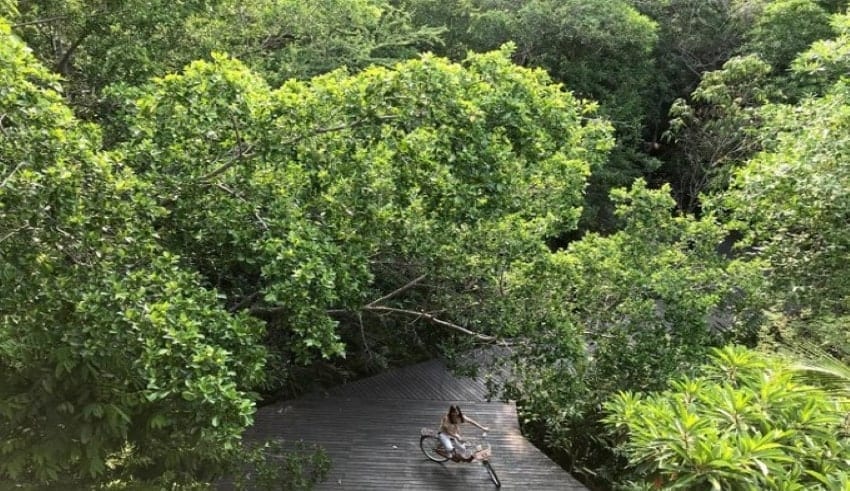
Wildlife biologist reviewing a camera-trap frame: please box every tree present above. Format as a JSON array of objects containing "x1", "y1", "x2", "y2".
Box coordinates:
[
  {"x1": 398, "y1": 0, "x2": 661, "y2": 231},
  {"x1": 792, "y1": 13, "x2": 850, "y2": 95},
  {"x1": 649, "y1": 0, "x2": 834, "y2": 214},
  {"x1": 12, "y1": 0, "x2": 440, "y2": 121},
  {"x1": 3, "y1": 12, "x2": 617, "y2": 481},
  {"x1": 184, "y1": 0, "x2": 444, "y2": 87},
  {"x1": 500, "y1": 180, "x2": 764, "y2": 484},
  {"x1": 1, "y1": 0, "x2": 15, "y2": 19},
  {"x1": 630, "y1": 0, "x2": 768, "y2": 124},
  {"x1": 13, "y1": 0, "x2": 218, "y2": 111},
  {"x1": 662, "y1": 55, "x2": 774, "y2": 212},
  {"x1": 0, "y1": 21, "x2": 266, "y2": 485},
  {"x1": 605, "y1": 346, "x2": 850, "y2": 490},
  {"x1": 115, "y1": 45, "x2": 613, "y2": 379},
  {"x1": 716, "y1": 81, "x2": 850, "y2": 317},
  {"x1": 708, "y1": 77, "x2": 850, "y2": 359},
  {"x1": 742, "y1": 0, "x2": 833, "y2": 70}
]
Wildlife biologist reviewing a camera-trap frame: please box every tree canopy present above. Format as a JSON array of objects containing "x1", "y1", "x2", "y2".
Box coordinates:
[
  {"x1": 0, "y1": 20, "x2": 265, "y2": 484},
  {"x1": 1, "y1": 15, "x2": 613, "y2": 484},
  {"x1": 4, "y1": 0, "x2": 850, "y2": 488}
]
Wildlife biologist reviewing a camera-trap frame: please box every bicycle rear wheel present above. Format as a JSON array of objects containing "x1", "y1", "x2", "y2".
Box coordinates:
[
  {"x1": 483, "y1": 460, "x2": 501, "y2": 487},
  {"x1": 420, "y1": 435, "x2": 449, "y2": 463}
]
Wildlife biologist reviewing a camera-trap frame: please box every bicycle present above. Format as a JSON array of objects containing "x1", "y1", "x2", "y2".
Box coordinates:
[{"x1": 419, "y1": 427, "x2": 501, "y2": 487}]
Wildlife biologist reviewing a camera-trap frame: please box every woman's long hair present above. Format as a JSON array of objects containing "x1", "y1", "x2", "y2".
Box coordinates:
[{"x1": 448, "y1": 404, "x2": 465, "y2": 423}]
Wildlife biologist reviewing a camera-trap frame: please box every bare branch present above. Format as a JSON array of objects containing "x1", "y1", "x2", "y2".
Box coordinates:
[
  {"x1": 200, "y1": 144, "x2": 255, "y2": 182},
  {"x1": 230, "y1": 114, "x2": 245, "y2": 153},
  {"x1": 252, "y1": 271, "x2": 498, "y2": 343},
  {"x1": 237, "y1": 32, "x2": 298, "y2": 58},
  {"x1": 366, "y1": 274, "x2": 426, "y2": 307},
  {"x1": 12, "y1": 8, "x2": 119, "y2": 29},
  {"x1": 229, "y1": 291, "x2": 262, "y2": 313},
  {"x1": 12, "y1": 14, "x2": 75, "y2": 28},
  {"x1": 211, "y1": 182, "x2": 269, "y2": 230},
  {"x1": 198, "y1": 115, "x2": 397, "y2": 183},
  {"x1": 199, "y1": 115, "x2": 252, "y2": 182},
  {"x1": 56, "y1": 31, "x2": 90, "y2": 76},
  {"x1": 1, "y1": 161, "x2": 24, "y2": 188},
  {"x1": 0, "y1": 225, "x2": 30, "y2": 244},
  {"x1": 364, "y1": 305, "x2": 497, "y2": 342},
  {"x1": 358, "y1": 312, "x2": 374, "y2": 362},
  {"x1": 259, "y1": 303, "x2": 497, "y2": 342}
]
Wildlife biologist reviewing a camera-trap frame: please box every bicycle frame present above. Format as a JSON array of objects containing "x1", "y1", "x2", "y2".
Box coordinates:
[{"x1": 419, "y1": 427, "x2": 501, "y2": 487}]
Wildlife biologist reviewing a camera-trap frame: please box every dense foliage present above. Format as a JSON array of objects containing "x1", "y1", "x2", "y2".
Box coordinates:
[
  {"x1": 502, "y1": 181, "x2": 764, "y2": 482},
  {"x1": 399, "y1": 0, "x2": 661, "y2": 229},
  {"x1": 0, "y1": 20, "x2": 266, "y2": 485},
  {"x1": 12, "y1": 0, "x2": 440, "y2": 123},
  {"x1": 606, "y1": 346, "x2": 850, "y2": 490},
  {"x1": 2, "y1": 11, "x2": 612, "y2": 485},
  {"x1": 5, "y1": 0, "x2": 850, "y2": 488},
  {"x1": 115, "y1": 46, "x2": 611, "y2": 372},
  {"x1": 722, "y1": 81, "x2": 850, "y2": 316}
]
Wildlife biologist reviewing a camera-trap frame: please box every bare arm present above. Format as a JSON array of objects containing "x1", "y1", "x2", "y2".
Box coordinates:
[{"x1": 463, "y1": 415, "x2": 489, "y2": 432}]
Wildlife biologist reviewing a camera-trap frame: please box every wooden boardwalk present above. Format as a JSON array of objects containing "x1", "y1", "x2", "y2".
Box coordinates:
[{"x1": 240, "y1": 359, "x2": 588, "y2": 490}]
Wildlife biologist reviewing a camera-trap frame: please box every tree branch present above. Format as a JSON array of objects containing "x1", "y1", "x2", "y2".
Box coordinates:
[
  {"x1": 211, "y1": 182, "x2": 269, "y2": 230},
  {"x1": 198, "y1": 114, "x2": 397, "y2": 183},
  {"x1": 12, "y1": 8, "x2": 118, "y2": 29},
  {"x1": 251, "y1": 271, "x2": 497, "y2": 343},
  {"x1": 56, "y1": 31, "x2": 90, "y2": 76},
  {"x1": 0, "y1": 225, "x2": 30, "y2": 244},
  {"x1": 257, "y1": 301, "x2": 498, "y2": 342},
  {"x1": 363, "y1": 305, "x2": 497, "y2": 342},
  {"x1": 358, "y1": 312, "x2": 374, "y2": 362},
  {"x1": 199, "y1": 115, "x2": 252, "y2": 182},
  {"x1": 229, "y1": 291, "x2": 262, "y2": 313},
  {"x1": 12, "y1": 14, "x2": 74, "y2": 28},
  {"x1": 366, "y1": 274, "x2": 426, "y2": 307},
  {"x1": 1, "y1": 161, "x2": 24, "y2": 188}
]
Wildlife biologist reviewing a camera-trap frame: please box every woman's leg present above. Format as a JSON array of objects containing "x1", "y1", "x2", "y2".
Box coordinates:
[
  {"x1": 455, "y1": 439, "x2": 470, "y2": 460},
  {"x1": 438, "y1": 432, "x2": 454, "y2": 455}
]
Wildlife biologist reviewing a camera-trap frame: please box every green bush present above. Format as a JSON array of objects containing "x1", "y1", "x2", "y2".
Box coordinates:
[{"x1": 605, "y1": 346, "x2": 850, "y2": 490}]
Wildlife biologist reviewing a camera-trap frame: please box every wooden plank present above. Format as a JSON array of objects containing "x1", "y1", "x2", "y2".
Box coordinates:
[{"x1": 224, "y1": 360, "x2": 587, "y2": 490}]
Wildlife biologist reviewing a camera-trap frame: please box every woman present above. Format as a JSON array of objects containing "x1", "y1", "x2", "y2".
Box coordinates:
[{"x1": 438, "y1": 404, "x2": 489, "y2": 461}]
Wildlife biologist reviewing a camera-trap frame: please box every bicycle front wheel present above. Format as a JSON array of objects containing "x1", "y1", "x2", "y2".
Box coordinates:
[
  {"x1": 483, "y1": 460, "x2": 501, "y2": 487},
  {"x1": 420, "y1": 435, "x2": 449, "y2": 463}
]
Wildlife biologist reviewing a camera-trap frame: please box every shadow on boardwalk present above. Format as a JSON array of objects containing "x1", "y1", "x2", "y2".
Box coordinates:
[{"x1": 236, "y1": 359, "x2": 587, "y2": 490}]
